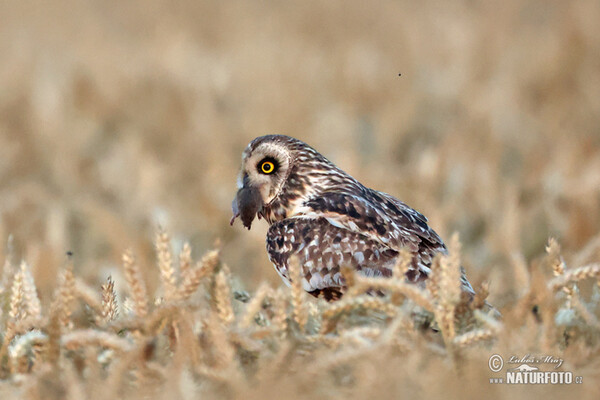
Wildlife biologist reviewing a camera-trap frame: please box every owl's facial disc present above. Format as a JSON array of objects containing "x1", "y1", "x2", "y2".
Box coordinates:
[{"x1": 230, "y1": 141, "x2": 291, "y2": 229}]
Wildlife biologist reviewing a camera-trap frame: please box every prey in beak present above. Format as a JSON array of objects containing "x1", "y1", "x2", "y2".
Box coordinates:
[{"x1": 230, "y1": 186, "x2": 263, "y2": 230}]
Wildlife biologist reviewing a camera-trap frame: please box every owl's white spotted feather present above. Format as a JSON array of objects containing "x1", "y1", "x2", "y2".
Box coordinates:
[{"x1": 232, "y1": 135, "x2": 475, "y2": 301}]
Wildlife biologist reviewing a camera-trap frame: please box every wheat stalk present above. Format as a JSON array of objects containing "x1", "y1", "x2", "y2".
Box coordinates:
[
  {"x1": 353, "y1": 276, "x2": 435, "y2": 311},
  {"x1": 156, "y1": 228, "x2": 178, "y2": 301},
  {"x1": 288, "y1": 256, "x2": 307, "y2": 332},
  {"x1": 428, "y1": 255, "x2": 442, "y2": 303},
  {"x1": 393, "y1": 248, "x2": 412, "y2": 280},
  {"x1": 178, "y1": 249, "x2": 219, "y2": 301},
  {"x1": 214, "y1": 264, "x2": 234, "y2": 325},
  {"x1": 435, "y1": 233, "x2": 462, "y2": 349},
  {"x1": 55, "y1": 255, "x2": 76, "y2": 329},
  {"x1": 271, "y1": 287, "x2": 289, "y2": 336},
  {"x1": 100, "y1": 276, "x2": 118, "y2": 324},
  {"x1": 122, "y1": 249, "x2": 149, "y2": 317},
  {"x1": 1, "y1": 226, "x2": 599, "y2": 398},
  {"x1": 570, "y1": 292, "x2": 600, "y2": 330},
  {"x1": 510, "y1": 252, "x2": 530, "y2": 295},
  {"x1": 75, "y1": 278, "x2": 104, "y2": 316},
  {"x1": 321, "y1": 295, "x2": 396, "y2": 333},
  {"x1": 20, "y1": 260, "x2": 41, "y2": 319},
  {"x1": 9, "y1": 264, "x2": 24, "y2": 324},
  {"x1": 546, "y1": 238, "x2": 574, "y2": 304},
  {"x1": 8, "y1": 329, "x2": 48, "y2": 374},
  {"x1": 548, "y1": 263, "x2": 600, "y2": 291},
  {"x1": 179, "y1": 242, "x2": 192, "y2": 280},
  {"x1": 204, "y1": 312, "x2": 236, "y2": 370},
  {"x1": 452, "y1": 329, "x2": 496, "y2": 347},
  {"x1": 239, "y1": 283, "x2": 271, "y2": 328},
  {"x1": 61, "y1": 329, "x2": 133, "y2": 352},
  {"x1": 43, "y1": 254, "x2": 77, "y2": 365},
  {"x1": 322, "y1": 295, "x2": 397, "y2": 320}
]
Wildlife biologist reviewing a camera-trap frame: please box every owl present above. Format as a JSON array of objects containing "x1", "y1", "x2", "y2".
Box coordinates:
[{"x1": 230, "y1": 135, "x2": 475, "y2": 301}]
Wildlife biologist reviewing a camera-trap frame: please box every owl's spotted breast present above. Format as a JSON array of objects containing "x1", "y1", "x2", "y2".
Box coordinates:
[{"x1": 266, "y1": 218, "x2": 399, "y2": 294}]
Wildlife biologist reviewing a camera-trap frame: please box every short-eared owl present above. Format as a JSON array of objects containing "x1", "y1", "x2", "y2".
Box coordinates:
[{"x1": 231, "y1": 135, "x2": 475, "y2": 301}]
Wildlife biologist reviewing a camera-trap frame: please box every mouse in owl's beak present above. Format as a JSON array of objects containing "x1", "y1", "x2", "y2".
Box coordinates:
[{"x1": 230, "y1": 186, "x2": 263, "y2": 230}]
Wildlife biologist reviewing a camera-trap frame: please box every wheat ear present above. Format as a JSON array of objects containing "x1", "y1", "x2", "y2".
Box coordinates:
[
  {"x1": 178, "y1": 242, "x2": 192, "y2": 280},
  {"x1": 214, "y1": 264, "x2": 234, "y2": 325},
  {"x1": 100, "y1": 276, "x2": 118, "y2": 324},
  {"x1": 178, "y1": 249, "x2": 219, "y2": 301},
  {"x1": 20, "y1": 260, "x2": 41, "y2": 319},
  {"x1": 548, "y1": 264, "x2": 600, "y2": 291},
  {"x1": 435, "y1": 233, "x2": 462, "y2": 347},
  {"x1": 122, "y1": 249, "x2": 149, "y2": 317},
  {"x1": 289, "y1": 256, "x2": 307, "y2": 332},
  {"x1": 156, "y1": 228, "x2": 178, "y2": 301}
]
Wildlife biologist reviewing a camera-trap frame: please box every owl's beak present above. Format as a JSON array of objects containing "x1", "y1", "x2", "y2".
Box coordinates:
[{"x1": 230, "y1": 185, "x2": 263, "y2": 230}]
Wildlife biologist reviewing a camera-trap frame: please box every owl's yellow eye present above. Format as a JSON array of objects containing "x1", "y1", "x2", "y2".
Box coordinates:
[{"x1": 260, "y1": 161, "x2": 275, "y2": 174}]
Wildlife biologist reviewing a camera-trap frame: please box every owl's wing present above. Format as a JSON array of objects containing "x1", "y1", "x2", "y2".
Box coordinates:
[
  {"x1": 266, "y1": 217, "x2": 398, "y2": 299},
  {"x1": 303, "y1": 191, "x2": 476, "y2": 295},
  {"x1": 302, "y1": 191, "x2": 445, "y2": 263}
]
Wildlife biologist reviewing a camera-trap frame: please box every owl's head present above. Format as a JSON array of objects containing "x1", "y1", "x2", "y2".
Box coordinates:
[{"x1": 230, "y1": 135, "x2": 333, "y2": 229}]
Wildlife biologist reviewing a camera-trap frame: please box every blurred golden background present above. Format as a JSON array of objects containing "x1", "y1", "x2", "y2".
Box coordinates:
[{"x1": 1, "y1": 0, "x2": 599, "y2": 305}]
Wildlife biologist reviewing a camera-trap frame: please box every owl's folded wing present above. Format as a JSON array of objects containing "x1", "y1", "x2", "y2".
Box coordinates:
[
  {"x1": 301, "y1": 191, "x2": 446, "y2": 267},
  {"x1": 301, "y1": 191, "x2": 476, "y2": 295}
]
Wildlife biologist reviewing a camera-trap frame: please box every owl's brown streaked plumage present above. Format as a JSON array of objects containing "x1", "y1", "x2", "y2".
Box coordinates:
[{"x1": 231, "y1": 135, "x2": 475, "y2": 301}]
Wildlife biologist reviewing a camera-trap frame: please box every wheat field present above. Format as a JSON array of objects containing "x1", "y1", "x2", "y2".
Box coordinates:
[{"x1": 1, "y1": 0, "x2": 599, "y2": 399}]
